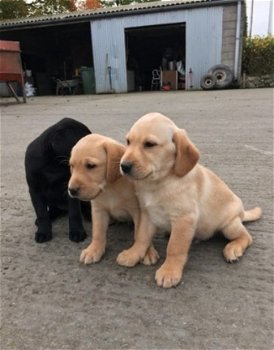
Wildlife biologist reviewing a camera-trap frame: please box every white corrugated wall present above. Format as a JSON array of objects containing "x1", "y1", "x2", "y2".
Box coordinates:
[{"x1": 91, "y1": 6, "x2": 224, "y2": 93}]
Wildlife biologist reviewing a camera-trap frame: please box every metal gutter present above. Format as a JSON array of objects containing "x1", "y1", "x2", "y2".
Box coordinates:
[{"x1": 0, "y1": 0, "x2": 241, "y2": 31}]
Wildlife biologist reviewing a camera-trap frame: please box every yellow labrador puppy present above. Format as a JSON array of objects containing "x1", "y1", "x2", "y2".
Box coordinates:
[
  {"x1": 118, "y1": 113, "x2": 262, "y2": 288},
  {"x1": 68, "y1": 133, "x2": 158, "y2": 265}
]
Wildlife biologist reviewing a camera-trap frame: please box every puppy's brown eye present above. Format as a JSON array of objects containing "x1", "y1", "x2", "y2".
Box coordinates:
[
  {"x1": 85, "y1": 163, "x2": 96, "y2": 170},
  {"x1": 144, "y1": 141, "x2": 157, "y2": 148},
  {"x1": 126, "y1": 139, "x2": 130, "y2": 146}
]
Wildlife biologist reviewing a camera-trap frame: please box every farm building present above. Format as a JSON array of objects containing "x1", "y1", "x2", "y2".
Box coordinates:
[{"x1": 0, "y1": 0, "x2": 246, "y2": 95}]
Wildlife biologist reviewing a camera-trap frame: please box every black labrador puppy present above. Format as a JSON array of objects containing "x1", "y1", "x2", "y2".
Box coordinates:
[{"x1": 25, "y1": 118, "x2": 91, "y2": 243}]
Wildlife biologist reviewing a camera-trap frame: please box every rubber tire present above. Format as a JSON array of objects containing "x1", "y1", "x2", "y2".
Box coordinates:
[
  {"x1": 207, "y1": 64, "x2": 233, "y2": 89},
  {"x1": 200, "y1": 73, "x2": 216, "y2": 90}
]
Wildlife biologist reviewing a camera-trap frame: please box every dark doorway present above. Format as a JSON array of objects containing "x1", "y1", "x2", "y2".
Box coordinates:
[
  {"x1": 125, "y1": 23, "x2": 186, "y2": 91},
  {"x1": 1, "y1": 22, "x2": 93, "y2": 95}
]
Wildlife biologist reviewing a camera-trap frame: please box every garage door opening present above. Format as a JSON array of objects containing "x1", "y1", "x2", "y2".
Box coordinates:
[
  {"x1": 1, "y1": 22, "x2": 94, "y2": 95},
  {"x1": 125, "y1": 23, "x2": 186, "y2": 92}
]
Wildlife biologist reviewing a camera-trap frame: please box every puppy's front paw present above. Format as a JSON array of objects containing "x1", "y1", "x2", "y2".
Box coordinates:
[
  {"x1": 80, "y1": 244, "x2": 104, "y2": 264},
  {"x1": 116, "y1": 248, "x2": 141, "y2": 267},
  {"x1": 142, "y1": 245, "x2": 159, "y2": 266},
  {"x1": 69, "y1": 229, "x2": 87, "y2": 243},
  {"x1": 35, "y1": 230, "x2": 52, "y2": 243},
  {"x1": 155, "y1": 263, "x2": 182, "y2": 288}
]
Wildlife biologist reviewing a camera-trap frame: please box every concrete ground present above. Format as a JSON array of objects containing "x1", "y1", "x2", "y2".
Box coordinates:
[{"x1": 0, "y1": 89, "x2": 273, "y2": 350}]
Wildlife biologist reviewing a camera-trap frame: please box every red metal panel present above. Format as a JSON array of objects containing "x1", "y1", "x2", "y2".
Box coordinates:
[
  {"x1": 0, "y1": 40, "x2": 22, "y2": 76},
  {"x1": 0, "y1": 40, "x2": 26, "y2": 102},
  {"x1": 0, "y1": 40, "x2": 20, "y2": 52}
]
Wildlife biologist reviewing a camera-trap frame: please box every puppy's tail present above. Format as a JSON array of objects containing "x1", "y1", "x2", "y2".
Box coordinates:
[{"x1": 242, "y1": 207, "x2": 262, "y2": 222}]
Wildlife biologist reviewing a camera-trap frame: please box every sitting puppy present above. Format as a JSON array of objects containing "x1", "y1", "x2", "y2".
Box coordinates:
[
  {"x1": 68, "y1": 133, "x2": 158, "y2": 265},
  {"x1": 119, "y1": 112, "x2": 262, "y2": 288},
  {"x1": 25, "y1": 118, "x2": 91, "y2": 243}
]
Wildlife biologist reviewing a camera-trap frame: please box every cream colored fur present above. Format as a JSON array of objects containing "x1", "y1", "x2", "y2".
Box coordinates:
[
  {"x1": 68, "y1": 133, "x2": 158, "y2": 265},
  {"x1": 118, "y1": 113, "x2": 262, "y2": 288}
]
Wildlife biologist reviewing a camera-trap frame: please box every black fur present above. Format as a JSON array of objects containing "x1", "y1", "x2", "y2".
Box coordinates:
[{"x1": 25, "y1": 118, "x2": 91, "y2": 243}]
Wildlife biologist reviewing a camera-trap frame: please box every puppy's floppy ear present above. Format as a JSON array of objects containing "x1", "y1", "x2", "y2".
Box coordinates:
[
  {"x1": 172, "y1": 129, "x2": 200, "y2": 177},
  {"x1": 103, "y1": 142, "x2": 126, "y2": 183}
]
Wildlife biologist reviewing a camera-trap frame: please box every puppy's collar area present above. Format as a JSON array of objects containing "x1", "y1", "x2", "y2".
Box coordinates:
[{"x1": 89, "y1": 188, "x2": 103, "y2": 201}]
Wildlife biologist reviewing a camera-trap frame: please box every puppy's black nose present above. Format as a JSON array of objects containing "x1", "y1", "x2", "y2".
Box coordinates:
[
  {"x1": 120, "y1": 161, "x2": 133, "y2": 175},
  {"x1": 68, "y1": 187, "x2": 80, "y2": 197}
]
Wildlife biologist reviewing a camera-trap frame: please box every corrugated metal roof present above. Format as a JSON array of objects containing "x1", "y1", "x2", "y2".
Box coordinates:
[{"x1": 0, "y1": 0, "x2": 240, "y2": 30}]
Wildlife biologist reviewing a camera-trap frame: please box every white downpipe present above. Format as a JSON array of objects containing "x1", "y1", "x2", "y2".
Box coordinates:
[
  {"x1": 234, "y1": 0, "x2": 242, "y2": 80},
  {"x1": 268, "y1": 0, "x2": 273, "y2": 36}
]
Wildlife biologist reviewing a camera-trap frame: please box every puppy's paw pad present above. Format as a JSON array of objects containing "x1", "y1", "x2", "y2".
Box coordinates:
[
  {"x1": 142, "y1": 246, "x2": 159, "y2": 266},
  {"x1": 116, "y1": 249, "x2": 140, "y2": 267},
  {"x1": 155, "y1": 265, "x2": 182, "y2": 288},
  {"x1": 223, "y1": 243, "x2": 244, "y2": 263},
  {"x1": 79, "y1": 246, "x2": 104, "y2": 264}
]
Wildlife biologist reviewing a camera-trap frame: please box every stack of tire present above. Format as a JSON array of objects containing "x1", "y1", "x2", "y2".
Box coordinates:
[{"x1": 200, "y1": 64, "x2": 233, "y2": 90}]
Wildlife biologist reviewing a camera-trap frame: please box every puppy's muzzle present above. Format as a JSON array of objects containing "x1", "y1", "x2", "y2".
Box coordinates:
[
  {"x1": 68, "y1": 187, "x2": 80, "y2": 198},
  {"x1": 120, "y1": 161, "x2": 133, "y2": 175}
]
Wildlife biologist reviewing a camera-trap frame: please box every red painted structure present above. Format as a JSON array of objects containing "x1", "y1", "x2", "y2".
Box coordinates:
[{"x1": 0, "y1": 40, "x2": 26, "y2": 103}]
